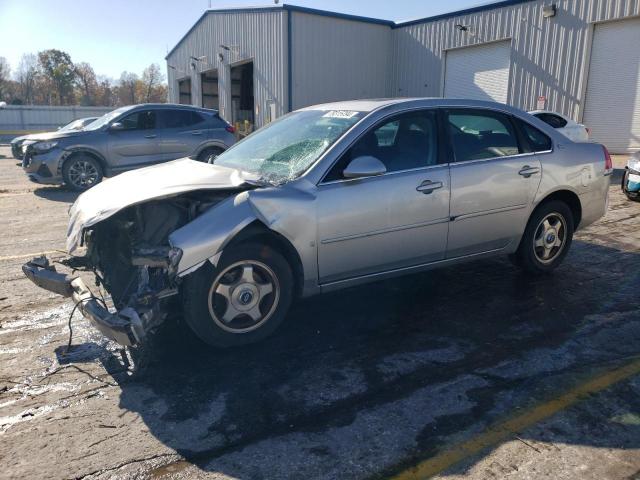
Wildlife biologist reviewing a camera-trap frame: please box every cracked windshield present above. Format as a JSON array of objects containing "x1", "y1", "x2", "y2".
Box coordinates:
[{"x1": 214, "y1": 109, "x2": 365, "y2": 183}]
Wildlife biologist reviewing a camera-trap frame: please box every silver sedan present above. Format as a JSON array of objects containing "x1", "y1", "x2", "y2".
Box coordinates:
[{"x1": 23, "y1": 98, "x2": 612, "y2": 348}]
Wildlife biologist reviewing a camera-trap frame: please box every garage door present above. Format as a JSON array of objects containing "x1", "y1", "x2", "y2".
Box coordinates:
[
  {"x1": 444, "y1": 41, "x2": 511, "y2": 104},
  {"x1": 583, "y1": 18, "x2": 640, "y2": 153}
]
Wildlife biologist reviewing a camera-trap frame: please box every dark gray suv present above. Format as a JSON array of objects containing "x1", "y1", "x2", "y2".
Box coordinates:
[{"x1": 22, "y1": 104, "x2": 236, "y2": 190}]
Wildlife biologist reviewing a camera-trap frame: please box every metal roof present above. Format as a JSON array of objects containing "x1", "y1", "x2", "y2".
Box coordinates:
[{"x1": 166, "y1": 0, "x2": 535, "y2": 59}]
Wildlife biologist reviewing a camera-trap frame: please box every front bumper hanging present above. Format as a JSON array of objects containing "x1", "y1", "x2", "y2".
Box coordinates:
[{"x1": 22, "y1": 257, "x2": 142, "y2": 346}]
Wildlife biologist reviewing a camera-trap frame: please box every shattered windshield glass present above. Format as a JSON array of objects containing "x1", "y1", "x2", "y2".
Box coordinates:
[{"x1": 214, "y1": 110, "x2": 365, "y2": 183}]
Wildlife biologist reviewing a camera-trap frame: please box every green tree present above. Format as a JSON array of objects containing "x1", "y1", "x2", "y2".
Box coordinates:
[{"x1": 37, "y1": 49, "x2": 76, "y2": 105}]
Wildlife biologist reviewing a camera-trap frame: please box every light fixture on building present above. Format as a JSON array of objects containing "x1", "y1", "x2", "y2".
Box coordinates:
[
  {"x1": 542, "y1": 4, "x2": 557, "y2": 18},
  {"x1": 218, "y1": 52, "x2": 224, "y2": 63},
  {"x1": 455, "y1": 24, "x2": 468, "y2": 32}
]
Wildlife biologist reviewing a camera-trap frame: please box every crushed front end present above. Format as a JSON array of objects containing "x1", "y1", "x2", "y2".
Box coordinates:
[{"x1": 22, "y1": 189, "x2": 240, "y2": 346}]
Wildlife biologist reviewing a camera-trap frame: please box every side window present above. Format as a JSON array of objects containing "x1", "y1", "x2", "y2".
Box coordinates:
[
  {"x1": 119, "y1": 111, "x2": 156, "y2": 130},
  {"x1": 447, "y1": 110, "x2": 520, "y2": 162},
  {"x1": 160, "y1": 110, "x2": 205, "y2": 129},
  {"x1": 519, "y1": 120, "x2": 553, "y2": 152},
  {"x1": 324, "y1": 110, "x2": 438, "y2": 182}
]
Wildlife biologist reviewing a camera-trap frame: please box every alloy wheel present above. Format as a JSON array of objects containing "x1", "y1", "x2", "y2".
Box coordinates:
[
  {"x1": 68, "y1": 160, "x2": 99, "y2": 189},
  {"x1": 532, "y1": 212, "x2": 567, "y2": 264},
  {"x1": 208, "y1": 260, "x2": 280, "y2": 333}
]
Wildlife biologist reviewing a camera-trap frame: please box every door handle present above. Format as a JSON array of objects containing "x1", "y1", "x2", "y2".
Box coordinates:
[
  {"x1": 416, "y1": 180, "x2": 443, "y2": 194},
  {"x1": 519, "y1": 165, "x2": 540, "y2": 178},
  {"x1": 191, "y1": 131, "x2": 203, "y2": 136},
  {"x1": 144, "y1": 134, "x2": 157, "y2": 139}
]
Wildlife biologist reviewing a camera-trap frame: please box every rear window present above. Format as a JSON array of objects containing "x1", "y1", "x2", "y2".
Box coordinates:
[
  {"x1": 160, "y1": 109, "x2": 206, "y2": 129},
  {"x1": 534, "y1": 113, "x2": 567, "y2": 129}
]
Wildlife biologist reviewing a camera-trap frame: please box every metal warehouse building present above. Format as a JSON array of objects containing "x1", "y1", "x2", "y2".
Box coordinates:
[{"x1": 166, "y1": 0, "x2": 640, "y2": 153}]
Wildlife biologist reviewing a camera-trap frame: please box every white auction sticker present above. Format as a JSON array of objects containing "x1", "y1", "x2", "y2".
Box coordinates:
[{"x1": 322, "y1": 110, "x2": 359, "y2": 119}]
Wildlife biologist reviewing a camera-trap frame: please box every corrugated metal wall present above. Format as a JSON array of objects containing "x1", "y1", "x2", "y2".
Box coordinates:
[
  {"x1": 290, "y1": 12, "x2": 391, "y2": 109},
  {"x1": 391, "y1": 0, "x2": 640, "y2": 121},
  {"x1": 166, "y1": 10, "x2": 288, "y2": 128},
  {"x1": 0, "y1": 105, "x2": 112, "y2": 133}
]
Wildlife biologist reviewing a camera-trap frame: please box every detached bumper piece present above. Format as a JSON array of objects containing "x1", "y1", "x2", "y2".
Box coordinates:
[{"x1": 22, "y1": 257, "x2": 141, "y2": 346}]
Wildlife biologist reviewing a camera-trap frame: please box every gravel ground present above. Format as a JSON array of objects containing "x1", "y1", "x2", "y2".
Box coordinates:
[{"x1": 0, "y1": 147, "x2": 639, "y2": 480}]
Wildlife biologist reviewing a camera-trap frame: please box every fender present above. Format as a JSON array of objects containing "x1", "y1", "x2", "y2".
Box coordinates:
[
  {"x1": 169, "y1": 184, "x2": 320, "y2": 296},
  {"x1": 193, "y1": 140, "x2": 229, "y2": 157},
  {"x1": 59, "y1": 147, "x2": 108, "y2": 176}
]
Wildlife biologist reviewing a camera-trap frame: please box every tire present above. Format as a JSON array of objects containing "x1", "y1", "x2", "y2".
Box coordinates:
[
  {"x1": 622, "y1": 169, "x2": 640, "y2": 202},
  {"x1": 197, "y1": 146, "x2": 224, "y2": 163},
  {"x1": 62, "y1": 154, "x2": 103, "y2": 191},
  {"x1": 182, "y1": 243, "x2": 293, "y2": 348},
  {"x1": 514, "y1": 200, "x2": 574, "y2": 275}
]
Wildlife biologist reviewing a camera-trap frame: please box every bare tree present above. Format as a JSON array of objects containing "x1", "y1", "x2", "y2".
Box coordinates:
[
  {"x1": 117, "y1": 71, "x2": 139, "y2": 105},
  {"x1": 15, "y1": 54, "x2": 39, "y2": 104},
  {"x1": 75, "y1": 62, "x2": 97, "y2": 105},
  {"x1": 96, "y1": 75, "x2": 117, "y2": 106},
  {"x1": 0, "y1": 57, "x2": 11, "y2": 101},
  {"x1": 141, "y1": 63, "x2": 164, "y2": 102}
]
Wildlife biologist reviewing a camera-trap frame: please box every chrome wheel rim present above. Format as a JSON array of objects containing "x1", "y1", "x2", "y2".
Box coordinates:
[
  {"x1": 68, "y1": 160, "x2": 99, "y2": 188},
  {"x1": 208, "y1": 260, "x2": 280, "y2": 333},
  {"x1": 533, "y1": 212, "x2": 567, "y2": 264}
]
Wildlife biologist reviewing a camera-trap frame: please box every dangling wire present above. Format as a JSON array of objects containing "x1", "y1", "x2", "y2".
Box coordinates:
[{"x1": 65, "y1": 293, "x2": 109, "y2": 354}]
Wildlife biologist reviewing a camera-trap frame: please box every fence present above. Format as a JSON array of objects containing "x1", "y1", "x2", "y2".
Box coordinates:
[{"x1": 0, "y1": 105, "x2": 114, "y2": 142}]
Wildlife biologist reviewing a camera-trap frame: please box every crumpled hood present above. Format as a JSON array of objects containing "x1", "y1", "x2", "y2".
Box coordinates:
[
  {"x1": 628, "y1": 152, "x2": 640, "y2": 172},
  {"x1": 67, "y1": 158, "x2": 250, "y2": 252}
]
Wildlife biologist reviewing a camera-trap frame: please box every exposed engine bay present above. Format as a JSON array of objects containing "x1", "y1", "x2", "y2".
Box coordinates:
[{"x1": 61, "y1": 188, "x2": 250, "y2": 342}]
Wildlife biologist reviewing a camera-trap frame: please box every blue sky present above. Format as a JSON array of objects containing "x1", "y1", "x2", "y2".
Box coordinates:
[{"x1": 0, "y1": 0, "x2": 489, "y2": 80}]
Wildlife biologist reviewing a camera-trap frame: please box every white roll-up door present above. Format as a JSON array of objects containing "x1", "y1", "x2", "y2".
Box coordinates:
[
  {"x1": 583, "y1": 18, "x2": 640, "y2": 153},
  {"x1": 444, "y1": 41, "x2": 511, "y2": 104}
]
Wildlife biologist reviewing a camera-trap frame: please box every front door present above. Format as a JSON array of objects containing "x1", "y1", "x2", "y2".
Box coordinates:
[
  {"x1": 317, "y1": 110, "x2": 450, "y2": 284},
  {"x1": 107, "y1": 109, "x2": 159, "y2": 170},
  {"x1": 444, "y1": 108, "x2": 541, "y2": 258}
]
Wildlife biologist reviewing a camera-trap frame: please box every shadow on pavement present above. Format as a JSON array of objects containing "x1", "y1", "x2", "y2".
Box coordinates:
[
  {"x1": 87, "y1": 240, "x2": 640, "y2": 478},
  {"x1": 33, "y1": 186, "x2": 80, "y2": 203}
]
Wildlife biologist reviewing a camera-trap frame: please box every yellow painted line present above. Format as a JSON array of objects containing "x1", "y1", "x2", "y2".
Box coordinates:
[
  {"x1": 390, "y1": 357, "x2": 640, "y2": 480},
  {"x1": 0, "y1": 250, "x2": 63, "y2": 262}
]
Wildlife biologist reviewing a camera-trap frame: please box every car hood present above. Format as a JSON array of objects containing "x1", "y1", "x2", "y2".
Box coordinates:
[{"x1": 67, "y1": 158, "x2": 254, "y2": 253}]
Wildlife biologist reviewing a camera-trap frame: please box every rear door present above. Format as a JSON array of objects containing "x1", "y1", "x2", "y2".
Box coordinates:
[
  {"x1": 445, "y1": 108, "x2": 541, "y2": 258},
  {"x1": 107, "y1": 109, "x2": 160, "y2": 169},
  {"x1": 156, "y1": 109, "x2": 209, "y2": 161}
]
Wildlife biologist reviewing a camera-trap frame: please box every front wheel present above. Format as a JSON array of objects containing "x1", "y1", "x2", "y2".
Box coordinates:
[
  {"x1": 182, "y1": 243, "x2": 293, "y2": 347},
  {"x1": 62, "y1": 154, "x2": 103, "y2": 191},
  {"x1": 514, "y1": 200, "x2": 574, "y2": 275}
]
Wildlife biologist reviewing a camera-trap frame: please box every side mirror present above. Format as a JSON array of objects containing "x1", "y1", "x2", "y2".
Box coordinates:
[
  {"x1": 109, "y1": 122, "x2": 124, "y2": 131},
  {"x1": 343, "y1": 155, "x2": 387, "y2": 179}
]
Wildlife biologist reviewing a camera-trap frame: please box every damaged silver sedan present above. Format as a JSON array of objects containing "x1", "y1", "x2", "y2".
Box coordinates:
[{"x1": 22, "y1": 98, "x2": 612, "y2": 348}]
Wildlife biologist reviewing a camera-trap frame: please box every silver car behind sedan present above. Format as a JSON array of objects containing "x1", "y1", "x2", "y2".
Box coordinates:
[{"x1": 23, "y1": 98, "x2": 612, "y2": 348}]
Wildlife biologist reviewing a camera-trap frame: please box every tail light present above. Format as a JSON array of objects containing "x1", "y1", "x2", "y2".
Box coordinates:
[
  {"x1": 603, "y1": 145, "x2": 613, "y2": 176},
  {"x1": 225, "y1": 125, "x2": 235, "y2": 133}
]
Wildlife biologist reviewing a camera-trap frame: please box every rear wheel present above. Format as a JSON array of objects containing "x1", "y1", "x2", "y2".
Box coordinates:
[
  {"x1": 197, "y1": 146, "x2": 224, "y2": 163},
  {"x1": 62, "y1": 154, "x2": 103, "y2": 191},
  {"x1": 182, "y1": 243, "x2": 293, "y2": 347},
  {"x1": 514, "y1": 200, "x2": 574, "y2": 274}
]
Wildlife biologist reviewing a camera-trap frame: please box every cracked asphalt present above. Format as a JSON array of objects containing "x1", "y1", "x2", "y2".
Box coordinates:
[{"x1": 1, "y1": 146, "x2": 639, "y2": 479}]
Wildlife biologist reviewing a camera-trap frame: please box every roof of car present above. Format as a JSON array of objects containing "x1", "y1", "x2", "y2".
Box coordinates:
[
  {"x1": 124, "y1": 103, "x2": 218, "y2": 113},
  {"x1": 299, "y1": 97, "x2": 528, "y2": 114}
]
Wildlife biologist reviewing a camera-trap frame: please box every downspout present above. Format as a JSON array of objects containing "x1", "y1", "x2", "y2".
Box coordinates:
[{"x1": 287, "y1": 8, "x2": 293, "y2": 112}]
